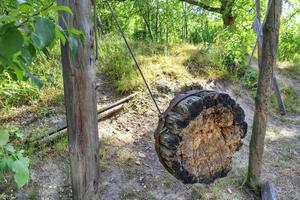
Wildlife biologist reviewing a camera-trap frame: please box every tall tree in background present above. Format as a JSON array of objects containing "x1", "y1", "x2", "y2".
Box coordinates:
[
  {"x1": 58, "y1": 0, "x2": 100, "y2": 199},
  {"x1": 246, "y1": 0, "x2": 282, "y2": 192},
  {"x1": 180, "y1": 0, "x2": 235, "y2": 27}
]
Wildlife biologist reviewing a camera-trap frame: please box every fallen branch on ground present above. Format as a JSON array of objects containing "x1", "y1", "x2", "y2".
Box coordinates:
[{"x1": 31, "y1": 93, "x2": 137, "y2": 146}]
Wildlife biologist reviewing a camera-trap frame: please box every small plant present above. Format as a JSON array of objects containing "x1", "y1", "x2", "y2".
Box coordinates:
[
  {"x1": 0, "y1": 126, "x2": 30, "y2": 188},
  {"x1": 243, "y1": 67, "x2": 258, "y2": 89},
  {"x1": 271, "y1": 84, "x2": 300, "y2": 113}
]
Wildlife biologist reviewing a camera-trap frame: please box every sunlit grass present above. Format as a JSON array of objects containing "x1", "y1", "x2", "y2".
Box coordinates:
[
  {"x1": 278, "y1": 63, "x2": 300, "y2": 80},
  {"x1": 271, "y1": 84, "x2": 300, "y2": 113}
]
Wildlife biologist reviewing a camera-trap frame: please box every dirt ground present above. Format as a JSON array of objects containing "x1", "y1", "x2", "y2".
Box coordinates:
[{"x1": 9, "y1": 72, "x2": 300, "y2": 200}]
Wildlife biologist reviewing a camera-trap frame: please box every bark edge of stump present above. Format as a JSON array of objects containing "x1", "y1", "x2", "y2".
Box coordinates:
[{"x1": 154, "y1": 90, "x2": 247, "y2": 184}]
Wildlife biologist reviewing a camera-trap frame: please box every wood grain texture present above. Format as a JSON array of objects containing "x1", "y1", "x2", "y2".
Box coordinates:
[
  {"x1": 155, "y1": 91, "x2": 247, "y2": 184},
  {"x1": 58, "y1": 0, "x2": 100, "y2": 199},
  {"x1": 246, "y1": 0, "x2": 282, "y2": 192}
]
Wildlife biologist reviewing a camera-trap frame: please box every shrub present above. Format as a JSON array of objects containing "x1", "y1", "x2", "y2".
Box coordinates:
[
  {"x1": 0, "y1": 126, "x2": 30, "y2": 189},
  {"x1": 99, "y1": 35, "x2": 142, "y2": 94}
]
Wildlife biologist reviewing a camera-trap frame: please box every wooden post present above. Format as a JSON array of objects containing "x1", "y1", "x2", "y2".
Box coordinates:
[
  {"x1": 256, "y1": 0, "x2": 286, "y2": 116},
  {"x1": 246, "y1": 0, "x2": 282, "y2": 192},
  {"x1": 58, "y1": 0, "x2": 100, "y2": 199},
  {"x1": 272, "y1": 76, "x2": 286, "y2": 115}
]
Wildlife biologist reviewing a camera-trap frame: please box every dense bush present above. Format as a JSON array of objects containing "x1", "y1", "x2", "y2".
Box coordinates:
[
  {"x1": 189, "y1": 22, "x2": 221, "y2": 45},
  {"x1": 279, "y1": 24, "x2": 300, "y2": 63}
]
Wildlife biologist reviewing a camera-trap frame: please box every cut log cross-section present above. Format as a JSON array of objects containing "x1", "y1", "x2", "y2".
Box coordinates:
[{"x1": 154, "y1": 90, "x2": 247, "y2": 184}]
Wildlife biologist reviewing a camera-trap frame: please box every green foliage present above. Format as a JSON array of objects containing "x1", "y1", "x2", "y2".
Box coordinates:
[
  {"x1": 0, "y1": 72, "x2": 39, "y2": 108},
  {"x1": 278, "y1": 64, "x2": 300, "y2": 80},
  {"x1": 0, "y1": 46, "x2": 64, "y2": 121},
  {"x1": 0, "y1": 0, "x2": 82, "y2": 87},
  {"x1": 279, "y1": 24, "x2": 300, "y2": 63},
  {"x1": 0, "y1": 126, "x2": 30, "y2": 188},
  {"x1": 184, "y1": 46, "x2": 229, "y2": 80},
  {"x1": 243, "y1": 67, "x2": 258, "y2": 89},
  {"x1": 271, "y1": 85, "x2": 300, "y2": 113},
  {"x1": 189, "y1": 22, "x2": 221, "y2": 45},
  {"x1": 99, "y1": 35, "x2": 142, "y2": 94},
  {"x1": 215, "y1": 28, "x2": 252, "y2": 76}
]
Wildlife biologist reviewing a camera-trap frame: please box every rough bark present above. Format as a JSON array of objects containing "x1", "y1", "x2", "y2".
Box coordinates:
[
  {"x1": 58, "y1": 0, "x2": 100, "y2": 199},
  {"x1": 155, "y1": 91, "x2": 247, "y2": 184},
  {"x1": 180, "y1": 0, "x2": 235, "y2": 27},
  {"x1": 246, "y1": 0, "x2": 282, "y2": 192},
  {"x1": 256, "y1": 0, "x2": 286, "y2": 116},
  {"x1": 220, "y1": 0, "x2": 235, "y2": 27}
]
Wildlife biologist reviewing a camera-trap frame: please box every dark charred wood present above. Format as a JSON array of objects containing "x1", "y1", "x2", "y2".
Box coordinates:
[{"x1": 155, "y1": 90, "x2": 247, "y2": 184}]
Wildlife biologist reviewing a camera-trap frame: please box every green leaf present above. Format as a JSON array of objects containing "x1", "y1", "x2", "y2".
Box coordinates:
[
  {"x1": 55, "y1": 25, "x2": 66, "y2": 45},
  {"x1": 67, "y1": 27, "x2": 83, "y2": 36},
  {"x1": 68, "y1": 34, "x2": 79, "y2": 56},
  {"x1": 0, "y1": 15, "x2": 16, "y2": 23},
  {"x1": 0, "y1": 156, "x2": 14, "y2": 169},
  {"x1": 12, "y1": 157, "x2": 30, "y2": 188},
  {"x1": 49, "y1": 5, "x2": 73, "y2": 15},
  {"x1": 11, "y1": 62, "x2": 25, "y2": 80},
  {"x1": 0, "y1": 130, "x2": 9, "y2": 146},
  {"x1": 30, "y1": 74, "x2": 43, "y2": 89},
  {"x1": 21, "y1": 43, "x2": 36, "y2": 65},
  {"x1": 31, "y1": 18, "x2": 55, "y2": 49},
  {"x1": 0, "y1": 27, "x2": 24, "y2": 61}
]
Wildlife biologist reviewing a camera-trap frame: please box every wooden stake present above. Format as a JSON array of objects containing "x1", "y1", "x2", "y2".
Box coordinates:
[
  {"x1": 246, "y1": 0, "x2": 282, "y2": 193},
  {"x1": 58, "y1": 0, "x2": 99, "y2": 199}
]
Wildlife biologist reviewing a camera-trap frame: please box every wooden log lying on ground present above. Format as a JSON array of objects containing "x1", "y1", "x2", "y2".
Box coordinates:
[
  {"x1": 34, "y1": 104, "x2": 124, "y2": 146},
  {"x1": 32, "y1": 93, "x2": 137, "y2": 146},
  {"x1": 155, "y1": 90, "x2": 247, "y2": 184}
]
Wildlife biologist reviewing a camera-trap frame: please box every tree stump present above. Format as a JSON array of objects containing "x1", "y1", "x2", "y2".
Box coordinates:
[{"x1": 154, "y1": 90, "x2": 247, "y2": 184}]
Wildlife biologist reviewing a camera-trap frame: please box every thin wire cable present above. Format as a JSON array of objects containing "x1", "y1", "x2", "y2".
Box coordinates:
[{"x1": 105, "y1": 1, "x2": 162, "y2": 115}]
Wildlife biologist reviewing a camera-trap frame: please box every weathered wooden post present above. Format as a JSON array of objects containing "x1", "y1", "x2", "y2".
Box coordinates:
[
  {"x1": 246, "y1": 0, "x2": 282, "y2": 193},
  {"x1": 58, "y1": 0, "x2": 100, "y2": 199}
]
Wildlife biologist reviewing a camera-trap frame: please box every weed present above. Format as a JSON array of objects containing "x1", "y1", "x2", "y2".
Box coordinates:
[
  {"x1": 121, "y1": 188, "x2": 140, "y2": 199},
  {"x1": 191, "y1": 185, "x2": 203, "y2": 199},
  {"x1": 243, "y1": 67, "x2": 258, "y2": 90},
  {"x1": 271, "y1": 84, "x2": 300, "y2": 113},
  {"x1": 184, "y1": 46, "x2": 229, "y2": 80},
  {"x1": 278, "y1": 63, "x2": 300, "y2": 80}
]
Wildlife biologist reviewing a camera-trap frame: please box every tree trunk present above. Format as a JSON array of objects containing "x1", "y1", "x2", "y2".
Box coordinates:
[
  {"x1": 155, "y1": 0, "x2": 159, "y2": 41},
  {"x1": 222, "y1": 13, "x2": 235, "y2": 27},
  {"x1": 246, "y1": 0, "x2": 282, "y2": 193},
  {"x1": 180, "y1": 0, "x2": 235, "y2": 27},
  {"x1": 221, "y1": 0, "x2": 235, "y2": 27},
  {"x1": 58, "y1": 0, "x2": 100, "y2": 199}
]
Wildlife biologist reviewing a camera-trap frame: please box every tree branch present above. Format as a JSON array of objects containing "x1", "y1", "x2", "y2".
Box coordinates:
[{"x1": 180, "y1": 0, "x2": 222, "y2": 13}]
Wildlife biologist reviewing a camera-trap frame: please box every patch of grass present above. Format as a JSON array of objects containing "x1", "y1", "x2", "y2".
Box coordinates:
[
  {"x1": 191, "y1": 185, "x2": 203, "y2": 199},
  {"x1": 271, "y1": 84, "x2": 300, "y2": 113},
  {"x1": 120, "y1": 188, "x2": 156, "y2": 200},
  {"x1": 184, "y1": 46, "x2": 230, "y2": 80},
  {"x1": 53, "y1": 136, "x2": 68, "y2": 152},
  {"x1": 122, "y1": 168, "x2": 138, "y2": 181},
  {"x1": 242, "y1": 67, "x2": 258, "y2": 90},
  {"x1": 0, "y1": 45, "x2": 64, "y2": 120},
  {"x1": 121, "y1": 188, "x2": 141, "y2": 199},
  {"x1": 278, "y1": 63, "x2": 300, "y2": 80},
  {"x1": 156, "y1": 173, "x2": 174, "y2": 188},
  {"x1": 99, "y1": 35, "x2": 241, "y2": 95},
  {"x1": 27, "y1": 187, "x2": 39, "y2": 200}
]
